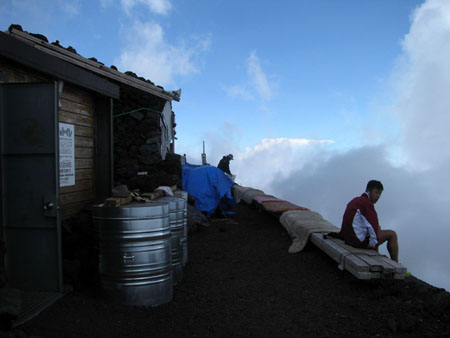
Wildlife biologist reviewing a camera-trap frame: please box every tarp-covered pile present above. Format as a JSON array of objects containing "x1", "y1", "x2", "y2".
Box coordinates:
[{"x1": 182, "y1": 164, "x2": 236, "y2": 217}]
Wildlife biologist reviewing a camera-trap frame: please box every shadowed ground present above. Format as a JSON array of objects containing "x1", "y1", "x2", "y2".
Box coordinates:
[{"x1": 12, "y1": 203, "x2": 450, "y2": 338}]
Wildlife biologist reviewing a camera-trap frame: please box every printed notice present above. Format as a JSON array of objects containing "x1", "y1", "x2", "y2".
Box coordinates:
[{"x1": 59, "y1": 123, "x2": 75, "y2": 187}]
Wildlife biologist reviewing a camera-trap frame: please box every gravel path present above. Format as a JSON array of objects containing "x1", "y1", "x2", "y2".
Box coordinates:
[{"x1": 9, "y1": 203, "x2": 450, "y2": 338}]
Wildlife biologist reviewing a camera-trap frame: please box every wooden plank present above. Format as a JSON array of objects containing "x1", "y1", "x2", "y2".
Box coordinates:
[
  {"x1": 370, "y1": 257, "x2": 395, "y2": 274},
  {"x1": 332, "y1": 237, "x2": 405, "y2": 275},
  {"x1": 76, "y1": 168, "x2": 93, "y2": 180},
  {"x1": 61, "y1": 85, "x2": 94, "y2": 108},
  {"x1": 329, "y1": 239, "x2": 386, "y2": 273},
  {"x1": 74, "y1": 125, "x2": 93, "y2": 138},
  {"x1": 310, "y1": 233, "x2": 407, "y2": 280},
  {"x1": 356, "y1": 255, "x2": 384, "y2": 272},
  {"x1": 60, "y1": 98, "x2": 93, "y2": 117},
  {"x1": 310, "y1": 233, "x2": 372, "y2": 280},
  {"x1": 59, "y1": 110, "x2": 93, "y2": 127},
  {"x1": 75, "y1": 136, "x2": 94, "y2": 148},
  {"x1": 60, "y1": 180, "x2": 93, "y2": 194},
  {"x1": 310, "y1": 234, "x2": 369, "y2": 271},
  {"x1": 311, "y1": 234, "x2": 394, "y2": 280},
  {"x1": 75, "y1": 158, "x2": 93, "y2": 169},
  {"x1": 378, "y1": 256, "x2": 407, "y2": 273},
  {"x1": 75, "y1": 147, "x2": 93, "y2": 158}
]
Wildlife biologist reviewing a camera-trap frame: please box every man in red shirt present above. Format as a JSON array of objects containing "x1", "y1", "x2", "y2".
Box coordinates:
[{"x1": 339, "y1": 180, "x2": 399, "y2": 262}]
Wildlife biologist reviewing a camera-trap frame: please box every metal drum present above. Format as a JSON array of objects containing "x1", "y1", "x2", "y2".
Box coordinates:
[
  {"x1": 173, "y1": 190, "x2": 188, "y2": 266},
  {"x1": 156, "y1": 196, "x2": 186, "y2": 284},
  {"x1": 92, "y1": 202, "x2": 172, "y2": 307}
]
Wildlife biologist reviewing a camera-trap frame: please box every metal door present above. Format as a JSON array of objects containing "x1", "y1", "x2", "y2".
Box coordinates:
[{"x1": 0, "y1": 82, "x2": 62, "y2": 292}]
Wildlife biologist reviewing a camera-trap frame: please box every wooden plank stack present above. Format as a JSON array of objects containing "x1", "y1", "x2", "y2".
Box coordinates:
[{"x1": 310, "y1": 233, "x2": 406, "y2": 280}]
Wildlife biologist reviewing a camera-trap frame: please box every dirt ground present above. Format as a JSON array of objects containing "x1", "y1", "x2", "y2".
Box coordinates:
[{"x1": 7, "y1": 203, "x2": 450, "y2": 338}]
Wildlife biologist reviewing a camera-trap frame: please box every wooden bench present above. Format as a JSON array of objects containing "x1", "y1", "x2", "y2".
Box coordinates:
[{"x1": 310, "y1": 233, "x2": 407, "y2": 280}]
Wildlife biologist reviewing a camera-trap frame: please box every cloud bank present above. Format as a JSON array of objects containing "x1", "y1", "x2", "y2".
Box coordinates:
[
  {"x1": 392, "y1": 0, "x2": 450, "y2": 170},
  {"x1": 221, "y1": 0, "x2": 450, "y2": 291},
  {"x1": 233, "y1": 138, "x2": 334, "y2": 189},
  {"x1": 269, "y1": 145, "x2": 450, "y2": 291}
]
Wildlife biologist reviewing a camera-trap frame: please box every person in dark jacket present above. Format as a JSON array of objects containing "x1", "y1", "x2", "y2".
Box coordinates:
[
  {"x1": 339, "y1": 180, "x2": 399, "y2": 262},
  {"x1": 217, "y1": 154, "x2": 233, "y2": 176}
]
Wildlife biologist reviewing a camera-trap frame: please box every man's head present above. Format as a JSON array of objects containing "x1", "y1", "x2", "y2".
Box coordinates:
[
  {"x1": 228, "y1": 154, "x2": 233, "y2": 160},
  {"x1": 366, "y1": 180, "x2": 383, "y2": 204}
]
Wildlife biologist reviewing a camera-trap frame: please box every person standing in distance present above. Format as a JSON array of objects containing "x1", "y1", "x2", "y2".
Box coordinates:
[{"x1": 217, "y1": 154, "x2": 233, "y2": 176}]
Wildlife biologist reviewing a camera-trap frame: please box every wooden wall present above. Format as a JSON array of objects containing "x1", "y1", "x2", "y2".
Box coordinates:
[
  {"x1": 59, "y1": 86, "x2": 95, "y2": 219},
  {"x1": 0, "y1": 58, "x2": 96, "y2": 220}
]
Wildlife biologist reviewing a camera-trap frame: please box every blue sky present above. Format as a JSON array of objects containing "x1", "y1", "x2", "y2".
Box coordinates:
[
  {"x1": 1, "y1": 0, "x2": 420, "y2": 156},
  {"x1": 4, "y1": 0, "x2": 450, "y2": 291}
]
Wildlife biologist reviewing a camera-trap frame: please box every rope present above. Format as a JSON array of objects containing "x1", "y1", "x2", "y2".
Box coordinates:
[{"x1": 113, "y1": 107, "x2": 162, "y2": 118}]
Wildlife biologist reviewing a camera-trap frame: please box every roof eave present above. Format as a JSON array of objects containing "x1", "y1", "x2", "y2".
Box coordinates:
[{"x1": 7, "y1": 29, "x2": 181, "y2": 102}]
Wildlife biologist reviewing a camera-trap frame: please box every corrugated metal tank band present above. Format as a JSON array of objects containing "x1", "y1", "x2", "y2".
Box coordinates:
[
  {"x1": 155, "y1": 196, "x2": 187, "y2": 285},
  {"x1": 173, "y1": 190, "x2": 188, "y2": 266},
  {"x1": 92, "y1": 202, "x2": 173, "y2": 307}
]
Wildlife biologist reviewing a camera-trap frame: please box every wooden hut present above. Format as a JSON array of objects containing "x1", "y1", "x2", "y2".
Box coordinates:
[{"x1": 0, "y1": 24, "x2": 180, "y2": 314}]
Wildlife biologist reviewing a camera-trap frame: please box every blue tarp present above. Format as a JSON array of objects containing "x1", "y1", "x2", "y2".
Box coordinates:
[{"x1": 182, "y1": 164, "x2": 236, "y2": 217}]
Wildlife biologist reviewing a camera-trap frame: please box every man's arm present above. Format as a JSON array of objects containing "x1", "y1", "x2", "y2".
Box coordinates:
[{"x1": 353, "y1": 210, "x2": 378, "y2": 247}]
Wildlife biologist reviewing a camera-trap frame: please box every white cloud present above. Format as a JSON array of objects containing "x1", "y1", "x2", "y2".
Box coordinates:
[
  {"x1": 224, "y1": 50, "x2": 275, "y2": 101},
  {"x1": 120, "y1": 0, "x2": 172, "y2": 15},
  {"x1": 146, "y1": 0, "x2": 172, "y2": 14},
  {"x1": 392, "y1": 0, "x2": 450, "y2": 170},
  {"x1": 117, "y1": 20, "x2": 210, "y2": 87},
  {"x1": 59, "y1": 0, "x2": 80, "y2": 16},
  {"x1": 223, "y1": 84, "x2": 254, "y2": 101},
  {"x1": 99, "y1": 0, "x2": 114, "y2": 8},
  {"x1": 247, "y1": 50, "x2": 274, "y2": 100}
]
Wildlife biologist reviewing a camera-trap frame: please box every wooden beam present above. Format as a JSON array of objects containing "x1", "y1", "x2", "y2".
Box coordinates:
[
  {"x1": 310, "y1": 233, "x2": 407, "y2": 280},
  {"x1": 310, "y1": 233, "x2": 371, "y2": 279}
]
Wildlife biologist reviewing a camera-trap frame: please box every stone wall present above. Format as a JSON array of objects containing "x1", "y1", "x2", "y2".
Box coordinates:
[
  {"x1": 113, "y1": 86, "x2": 181, "y2": 192},
  {"x1": 114, "y1": 109, "x2": 163, "y2": 181}
]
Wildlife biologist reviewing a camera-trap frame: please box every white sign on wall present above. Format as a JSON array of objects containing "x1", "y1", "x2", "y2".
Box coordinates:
[{"x1": 59, "y1": 123, "x2": 75, "y2": 187}]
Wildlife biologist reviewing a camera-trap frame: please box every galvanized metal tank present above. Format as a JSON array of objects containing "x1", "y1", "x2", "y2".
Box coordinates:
[
  {"x1": 173, "y1": 190, "x2": 188, "y2": 266},
  {"x1": 92, "y1": 202, "x2": 172, "y2": 307},
  {"x1": 156, "y1": 196, "x2": 186, "y2": 284}
]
